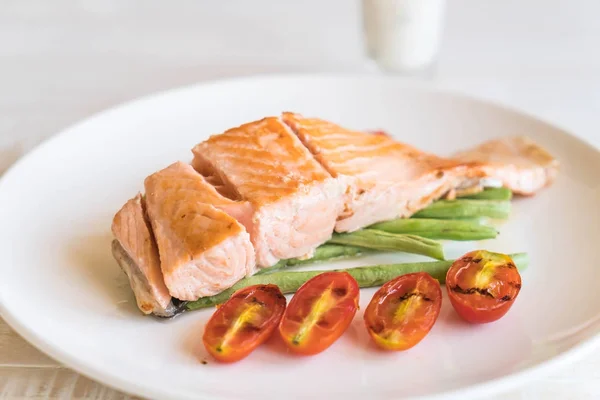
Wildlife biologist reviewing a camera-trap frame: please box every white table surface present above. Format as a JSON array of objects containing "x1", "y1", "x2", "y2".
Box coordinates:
[{"x1": 1, "y1": 0, "x2": 599, "y2": 398}]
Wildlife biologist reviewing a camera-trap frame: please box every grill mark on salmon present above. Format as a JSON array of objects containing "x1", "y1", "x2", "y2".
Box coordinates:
[
  {"x1": 192, "y1": 117, "x2": 345, "y2": 267},
  {"x1": 144, "y1": 162, "x2": 256, "y2": 300}
]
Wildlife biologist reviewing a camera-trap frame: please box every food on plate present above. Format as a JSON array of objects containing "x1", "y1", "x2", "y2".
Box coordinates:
[
  {"x1": 185, "y1": 252, "x2": 529, "y2": 311},
  {"x1": 279, "y1": 272, "x2": 359, "y2": 355},
  {"x1": 111, "y1": 193, "x2": 176, "y2": 317},
  {"x1": 202, "y1": 284, "x2": 286, "y2": 363},
  {"x1": 329, "y1": 230, "x2": 444, "y2": 260},
  {"x1": 192, "y1": 117, "x2": 345, "y2": 268},
  {"x1": 453, "y1": 136, "x2": 559, "y2": 195},
  {"x1": 282, "y1": 112, "x2": 488, "y2": 232},
  {"x1": 109, "y1": 112, "x2": 557, "y2": 318},
  {"x1": 105, "y1": 111, "x2": 555, "y2": 363},
  {"x1": 144, "y1": 162, "x2": 256, "y2": 301},
  {"x1": 446, "y1": 250, "x2": 522, "y2": 323},
  {"x1": 364, "y1": 272, "x2": 442, "y2": 351}
]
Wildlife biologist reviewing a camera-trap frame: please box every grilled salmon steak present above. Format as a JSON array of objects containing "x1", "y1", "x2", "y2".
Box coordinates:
[
  {"x1": 144, "y1": 162, "x2": 256, "y2": 301},
  {"x1": 192, "y1": 117, "x2": 345, "y2": 267},
  {"x1": 111, "y1": 193, "x2": 176, "y2": 317},
  {"x1": 282, "y1": 112, "x2": 483, "y2": 232}
]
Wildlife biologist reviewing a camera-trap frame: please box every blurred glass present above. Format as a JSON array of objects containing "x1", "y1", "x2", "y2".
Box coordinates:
[{"x1": 362, "y1": 0, "x2": 447, "y2": 77}]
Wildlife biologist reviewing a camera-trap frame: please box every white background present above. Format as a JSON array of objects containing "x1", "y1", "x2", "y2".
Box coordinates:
[{"x1": 0, "y1": 0, "x2": 599, "y2": 398}]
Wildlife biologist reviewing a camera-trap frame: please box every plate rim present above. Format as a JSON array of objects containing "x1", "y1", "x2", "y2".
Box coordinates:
[{"x1": 1, "y1": 73, "x2": 599, "y2": 400}]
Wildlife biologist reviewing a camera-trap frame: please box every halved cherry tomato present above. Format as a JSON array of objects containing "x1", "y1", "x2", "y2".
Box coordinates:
[
  {"x1": 364, "y1": 272, "x2": 442, "y2": 351},
  {"x1": 202, "y1": 284, "x2": 286, "y2": 363},
  {"x1": 279, "y1": 271, "x2": 359, "y2": 355},
  {"x1": 446, "y1": 250, "x2": 521, "y2": 324}
]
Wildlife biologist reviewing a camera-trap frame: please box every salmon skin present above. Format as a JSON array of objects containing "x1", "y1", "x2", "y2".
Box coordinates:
[
  {"x1": 282, "y1": 112, "x2": 483, "y2": 232},
  {"x1": 452, "y1": 136, "x2": 559, "y2": 195},
  {"x1": 111, "y1": 193, "x2": 176, "y2": 317},
  {"x1": 144, "y1": 162, "x2": 256, "y2": 301},
  {"x1": 192, "y1": 117, "x2": 346, "y2": 267}
]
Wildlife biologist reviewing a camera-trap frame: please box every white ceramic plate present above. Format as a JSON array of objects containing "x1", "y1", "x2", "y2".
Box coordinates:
[{"x1": 1, "y1": 75, "x2": 599, "y2": 400}]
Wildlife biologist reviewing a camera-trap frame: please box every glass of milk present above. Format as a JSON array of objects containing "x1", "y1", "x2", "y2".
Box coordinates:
[{"x1": 362, "y1": 0, "x2": 447, "y2": 76}]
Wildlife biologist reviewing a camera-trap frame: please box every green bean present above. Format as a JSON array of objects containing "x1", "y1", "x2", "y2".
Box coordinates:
[
  {"x1": 369, "y1": 218, "x2": 497, "y2": 241},
  {"x1": 328, "y1": 229, "x2": 444, "y2": 260},
  {"x1": 413, "y1": 199, "x2": 511, "y2": 219}
]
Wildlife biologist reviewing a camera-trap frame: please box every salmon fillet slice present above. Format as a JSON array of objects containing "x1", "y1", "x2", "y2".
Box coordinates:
[
  {"x1": 144, "y1": 162, "x2": 256, "y2": 301},
  {"x1": 452, "y1": 136, "x2": 559, "y2": 195},
  {"x1": 192, "y1": 117, "x2": 345, "y2": 267},
  {"x1": 282, "y1": 112, "x2": 483, "y2": 232},
  {"x1": 111, "y1": 193, "x2": 175, "y2": 317}
]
